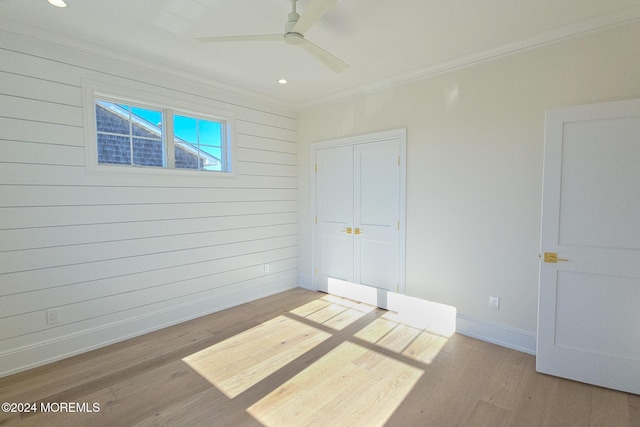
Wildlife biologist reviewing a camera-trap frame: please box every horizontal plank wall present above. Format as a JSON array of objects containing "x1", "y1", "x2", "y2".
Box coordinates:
[{"x1": 0, "y1": 31, "x2": 298, "y2": 376}]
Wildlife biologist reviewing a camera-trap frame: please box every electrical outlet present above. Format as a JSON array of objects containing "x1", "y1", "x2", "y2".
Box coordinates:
[
  {"x1": 46, "y1": 308, "x2": 61, "y2": 325},
  {"x1": 264, "y1": 264, "x2": 270, "y2": 273},
  {"x1": 489, "y1": 296, "x2": 500, "y2": 310}
]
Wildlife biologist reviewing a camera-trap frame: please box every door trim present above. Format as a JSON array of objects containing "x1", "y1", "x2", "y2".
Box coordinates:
[{"x1": 310, "y1": 128, "x2": 407, "y2": 294}]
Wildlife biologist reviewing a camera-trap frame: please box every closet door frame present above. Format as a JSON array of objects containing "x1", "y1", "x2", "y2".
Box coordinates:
[{"x1": 310, "y1": 128, "x2": 407, "y2": 296}]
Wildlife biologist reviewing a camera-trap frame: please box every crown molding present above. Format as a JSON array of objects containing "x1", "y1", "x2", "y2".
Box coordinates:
[{"x1": 297, "y1": 9, "x2": 640, "y2": 110}]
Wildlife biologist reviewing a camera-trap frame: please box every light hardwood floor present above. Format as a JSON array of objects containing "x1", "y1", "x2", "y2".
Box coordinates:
[{"x1": 1, "y1": 288, "x2": 638, "y2": 426}]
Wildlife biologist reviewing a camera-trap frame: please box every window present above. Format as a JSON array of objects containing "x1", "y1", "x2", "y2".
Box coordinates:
[
  {"x1": 89, "y1": 91, "x2": 233, "y2": 174},
  {"x1": 174, "y1": 114, "x2": 225, "y2": 172}
]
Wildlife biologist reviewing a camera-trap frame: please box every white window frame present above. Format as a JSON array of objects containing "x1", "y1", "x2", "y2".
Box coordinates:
[{"x1": 83, "y1": 80, "x2": 236, "y2": 177}]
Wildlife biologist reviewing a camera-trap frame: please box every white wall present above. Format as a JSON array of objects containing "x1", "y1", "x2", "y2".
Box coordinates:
[
  {"x1": 297, "y1": 21, "x2": 640, "y2": 352},
  {"x1": 0, "y1": 31, "x2": 298, "y2": 376}
]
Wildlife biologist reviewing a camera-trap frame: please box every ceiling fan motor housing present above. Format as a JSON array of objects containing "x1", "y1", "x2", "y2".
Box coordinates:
[{"x1": 284, "y1": 32, "x2": 304, "y2": 45}]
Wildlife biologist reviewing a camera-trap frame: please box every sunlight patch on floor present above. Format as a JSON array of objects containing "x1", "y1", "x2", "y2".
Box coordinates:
[
  {"x1": 355, "y1": 315, "x2": 449, "y2": 364},
  {"x1": 400, "y1": 329, "x2": 450, "y2": 364},
  {"x1": 290, "y1": 294, "x2": 376, "y2": 331},
  {"x1": 247, "y1": 341, "x2": 424, "y2": 427},
  {"x1": 182, "y1": 315, "x2": 330, "y2": 398},
  {"x1": 183, "y1": 291, "x2": 453, "y2": 425}
]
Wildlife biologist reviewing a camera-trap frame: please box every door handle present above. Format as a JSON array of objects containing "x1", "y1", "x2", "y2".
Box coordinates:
[
  {"x1": 341, "y1": 227, "x2": 353, "y2": 234},
  {"x1": 354, "y1": 228, "x2": 362, "y2": 235},
  {"x1": 543, "y1": 252, "x2": 569, "y2": 263}
]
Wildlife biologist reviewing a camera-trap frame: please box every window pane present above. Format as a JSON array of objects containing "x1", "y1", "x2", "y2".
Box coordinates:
[
  {"x1": 199, "y1": 145, "x2": 222, "y2": 159},
  {"x1": 97, "y1": 134, "x2": 131, "y2": 165},
  {"x1": 96, "y1": 102, "x2": 129, "y2": 135},
  {"x1": 199, "y1": 120, "x2": 222, "y2": 145},
  {"x1": 203, "y1": 163, "x2": 222, "y2": 172},
  {"x1": 133, "y1": 138, "x2": 163, "y2": 167},
  {"x1": 175, "y1": 146, "x2": 200, "y2": 169},
  {"x1": 174, "y1": 115, "x2": 197, "y2": 144},
  {"x1": 95, "y1": 99, "x2": 164, "y2": 167},
  {"x1": 130, "y1": 107, "x2": 162, "y2": 138},
  {"x1": 174, "y1": 113, "x2": 225, "y2": 171}
]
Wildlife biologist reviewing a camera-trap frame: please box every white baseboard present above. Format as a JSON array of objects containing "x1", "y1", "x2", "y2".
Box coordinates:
[
  {"x1": 0, "y1": 281, "x2": 296, "y2": 378},
  {"x1": 456, "y1": 314, "x2": 537, "y2": 355}
]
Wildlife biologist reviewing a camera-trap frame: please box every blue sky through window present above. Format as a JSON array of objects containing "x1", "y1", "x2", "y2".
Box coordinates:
[
  {"x1": 127, "y1": 106, "x2": 223, "y2": 158},
  {"x1": 174, "y1": 114, "x2": 223, "y2": 159},
  {"x1": 129, "y1": 106, "x2": 161, "y2": 129}
]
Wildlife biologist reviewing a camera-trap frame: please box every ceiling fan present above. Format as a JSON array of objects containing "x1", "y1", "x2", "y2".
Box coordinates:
[{"x1": 197, "y1": 0, "x2": 348, "y2": 73}]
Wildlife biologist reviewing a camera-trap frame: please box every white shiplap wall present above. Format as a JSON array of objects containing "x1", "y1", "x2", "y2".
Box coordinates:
[{"x1": 0, "y1": 31, "x2": 298, "y2": 376}]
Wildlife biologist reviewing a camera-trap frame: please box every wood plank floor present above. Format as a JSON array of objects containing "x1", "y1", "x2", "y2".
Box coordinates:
[{"x1": 1, "y1": 288, "x2": 638, "y2": 426}]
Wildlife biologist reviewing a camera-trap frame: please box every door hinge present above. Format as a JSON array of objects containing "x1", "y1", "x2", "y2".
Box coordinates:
[
  {"x1": 315, "y1": 267, "x2": 318, "y2": 276},
  {"x1": 315, "y1": 216, "x2": 318, "y2": 224},
  {"x1": 397, "y1": 221, "x2": 400, "y2": 230},
  {"x1": 397, "y1": 156, "x2": 400, "y2": 166},
  {"x1": 315, "y1": 164, "x2": 318, "y2": 173}
]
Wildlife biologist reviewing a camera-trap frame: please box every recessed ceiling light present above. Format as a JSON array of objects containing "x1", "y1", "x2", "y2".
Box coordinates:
[
  {"x1": 278, "y1": 79, "x2": 288, "y2": 84},
  {"x1": 48, "y1": 0, "x2": 68, "y2": 7}
]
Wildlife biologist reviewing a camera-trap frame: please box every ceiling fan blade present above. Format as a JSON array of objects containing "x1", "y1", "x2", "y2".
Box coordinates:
[
  {"x1": 197, "y1": 34, "x2": 282, "y2": 43},
  {"x1": 299, "y1": 39, "x2": 348, "y2": 73},
  {"x1": 292, "y1": 0, "x2": 337, "y2": 35}
]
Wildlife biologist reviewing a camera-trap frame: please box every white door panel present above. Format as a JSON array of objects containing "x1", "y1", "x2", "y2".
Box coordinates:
[
  {"x1": 537, "y1": 98, "x2": 640, "y2": 394},
  {"x1": 359, "y1": 239, "x2": 398, "y2": 290},
  {"x1": 354, "y1": 141, "x2": 400, "y2": 292},
  {"x1": 321, "y1": 234, "x2": 353, "y2": 282},
  {"x1": 319, "y1": 146, "x2": 353, "y2": 224},
  {"x1": 316, "y1": 146, "x2": 354, "y2": 287},
  {"x1": 555, "y1": 271, "x2": 640, "y2": 360},
  {"x1": 357, "y1": 142, "x2": 399, "y2": 226},
  {"x1": 559, "y1": 116, "x2": 640, "y2": 250}
]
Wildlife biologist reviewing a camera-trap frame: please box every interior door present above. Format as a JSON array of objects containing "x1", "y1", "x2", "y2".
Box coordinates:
[
  {"x1": 315, "y1": 137, "x2": 403, "y2": 295},
  {"x1": 316, "y1": 145, "x2": 354, "y2": 287},
  {"x1": 354, "y1": 140, "x2": 401, "y2": 292},
  {"x1": 537, "y1": 98, "x2": 640, "y2": 394}
]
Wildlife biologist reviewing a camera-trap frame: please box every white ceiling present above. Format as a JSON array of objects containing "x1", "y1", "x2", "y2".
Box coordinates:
[{"x1": 2, "y1": 0, "x2": 640, "y2": 108}]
